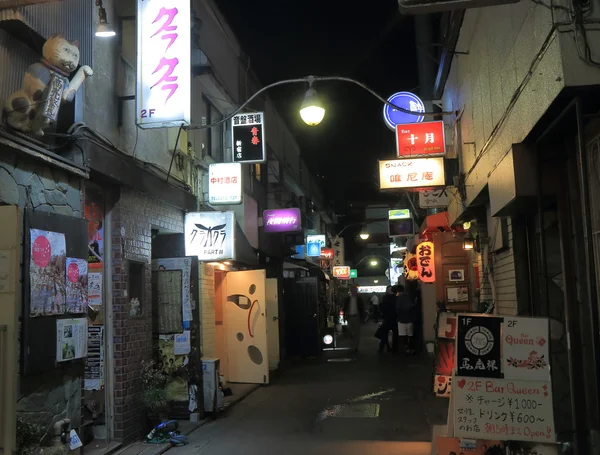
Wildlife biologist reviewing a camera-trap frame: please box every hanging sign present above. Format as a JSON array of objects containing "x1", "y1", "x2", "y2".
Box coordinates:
[
  {"x1": 419, "y1": 189, "x2": 450, "y2": 208},
  {"x1": 389, "y1": 209, "x2": 411, "y2": 219},
  {"x1": 332, "y1": 238, "x2": 345, "y2": 267},
  {"x1": 307, "y1": 241, "x2": 321, "y2": 257},
  {"x1": 396, "y1": 120, "x2": 445, "y2": 157},
  {"x1": 306, "y1": 234, "x2": 326, "y2": 247},
  {"x1": 349, "y1": 269, "x2": 358, "y2": 279},
  {"x1": 382, "y1": 91, "x2": 425, "y2": 131},
  {"x1": 232, "y1": 112, "x2": 266, "y2": 163},
  {"x1": 453, "y1": 376, "x2": 555, "y2": 443},
  {"x1": 403, "y1": 252, "x2": 418, "y2": 280},
  {"x1": 136, "y1": 0, "x2": 191, "y2": 128},
  {"x1": 379, "y1": 157, "x2": 445, "y2": 190},
  {"x1": 320, "y1": 248, "x2": 334, "y2": 259},
  {"x1": 417, "y1": 241, "x2": 435, "y2": 283},
  {"x1": 184, "y1": 211, "x2": 236, "y2": 261},
  {"x1": 456, "y1": 315, "x2": 503, "y2": 378},
  {"x1": 332, "y1": 266, "x2": 351, "y2": 279},
  {"x1": 208, "y1": 163, "x2": 242, "y2": 205},
  {"x1": 263, "y1": 208, "x2": 302, "y2": 233}
]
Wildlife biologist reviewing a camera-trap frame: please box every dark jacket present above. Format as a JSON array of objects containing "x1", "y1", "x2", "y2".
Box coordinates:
[
  {"x1": 379, "y1": 294, "x2": 397, "y2": 323},
  {"x1": 396, "y1": 292, "x2": 415, "y2": 324},
  {"x1": 343, "y1": 294, "x2": 365, "y2": 318}
]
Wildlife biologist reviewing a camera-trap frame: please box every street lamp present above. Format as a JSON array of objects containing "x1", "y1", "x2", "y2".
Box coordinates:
[
  {"x1": 300, "y1": 85, "x2": 325, "y2": 126},
  {"x1": 359, "y1": 227, "x2": 370, "y2": 240},
  {"x1": 369, "y1": 260, "x2": 378, "y2": 266}
]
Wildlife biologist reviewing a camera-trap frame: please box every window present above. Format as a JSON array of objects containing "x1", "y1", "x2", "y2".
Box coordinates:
[
  {"x1": 203, "y1": 96, "x2": 224, "y2": 161},
  {"x1": 252, "y1": 163, "x2": 262, "y2": 182}
]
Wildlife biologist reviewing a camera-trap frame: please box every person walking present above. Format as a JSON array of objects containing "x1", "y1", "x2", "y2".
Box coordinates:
[
  {"x1": 395, "y1": 284, "x2": 416, "y2": 355},
  {"x1": 377, "y1": 285, "x2": 398, "y2": 353},
  {"x1": 369, "y1": 292, "x2": 380, "y2": 322},
  {"x1": 343, "y1": 285, "x2": 365, "y2": 352}
]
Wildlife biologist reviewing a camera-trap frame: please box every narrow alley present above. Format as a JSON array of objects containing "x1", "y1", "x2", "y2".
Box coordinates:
[{"x1": 171, "y1": 326, "x2": 447, "y2": 455}]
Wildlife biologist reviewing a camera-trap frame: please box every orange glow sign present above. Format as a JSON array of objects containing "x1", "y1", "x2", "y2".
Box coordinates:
[
  {"x1": 404, "y1": 253, "x2": 419, "y2": 281},
  {"x1": 333, "y1": 266, "x2": 351, "y2": 279},
  {"x1": 417, "y1": 241, "x2": 435, "y2": 283}
]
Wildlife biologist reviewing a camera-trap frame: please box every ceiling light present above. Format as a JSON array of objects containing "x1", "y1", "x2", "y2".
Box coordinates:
[
  {"x1": 299, "y1": 85, "x2": 325, "y2": 126},
  {"x1": 374, "y1": 280, "x2": 379, "y2": 284},
  {"x1": 359, "y1": 227, "x2": 370, "y2": 240},
  {"x1": 369, "y1": 260, "x2": 378, "y2": 266},
  {"x1": 95, "y1": 2, "x2": 116, "y2": 38}
]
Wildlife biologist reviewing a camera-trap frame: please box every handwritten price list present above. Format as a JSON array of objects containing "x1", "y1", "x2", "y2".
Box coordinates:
[{"x1": 454, "y1": 377, "x2": 555, "y2": 443}]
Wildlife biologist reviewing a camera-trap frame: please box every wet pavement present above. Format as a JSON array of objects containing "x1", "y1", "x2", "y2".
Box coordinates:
[{"x1": 170, "y1": 323, "x2": 448, "y2": 455}]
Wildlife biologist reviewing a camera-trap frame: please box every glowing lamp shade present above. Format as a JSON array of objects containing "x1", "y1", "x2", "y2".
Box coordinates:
[
  {"x1": 300, "y1": 88, "x2": 325, "y2": 126},
  {"x1": 359, "y1": 227, "x2": 370, "y2": 240},
  {"x1": 463, "y1": 233, "x2": 475, "y2": 250},
  {"x1": 370, "y1": 260, "x2": 378, "y2": 266},
  {"x1": 323, "y1": 334, "x2": 333, "y2": 345},
  {"x1": 95, "y1": 7, "x2": 116, "y2": 37}
]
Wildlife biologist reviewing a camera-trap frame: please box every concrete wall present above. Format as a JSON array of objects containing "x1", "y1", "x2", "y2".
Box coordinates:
[
  {"x1": 110, "y1": 188, "x2": 183, "y2": 442},
  {"x1": 199, "y1": 263, "x2": 216, "y2": 358}
]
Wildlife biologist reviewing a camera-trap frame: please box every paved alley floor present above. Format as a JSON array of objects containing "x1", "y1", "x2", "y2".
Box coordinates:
[{"x1": 172, "y1": 323, "x2": 448, "y2": 455}]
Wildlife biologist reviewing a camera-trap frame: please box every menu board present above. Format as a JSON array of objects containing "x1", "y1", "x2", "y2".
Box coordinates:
[{"x1": 454, "y1": 376, "x2": 555, "y2": 443}]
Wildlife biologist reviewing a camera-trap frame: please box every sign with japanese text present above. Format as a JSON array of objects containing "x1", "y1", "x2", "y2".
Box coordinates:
[
  {"x1": 434, "y1": 339, "x2": 455, "y2": 397},
  {"x1": 333, "y1": 238, "x2": 345, "y2": 268},
  {"x1": 457, "y1": 316, "x2": 503, "y2": 378},
  {"x1": 306, "y1": 234, "x2": 326, "y2": 247},
  {"x1": 263, "y1": 208, "x2": 301, "y2": 233},
  {"x1": 403, "y1": 252, "x2": 418, "y2": 280},
  {"x1": 396, "y1": 120, "x2": 445, "y2": 157},
  {"x1": 332, "y1": 266, "x2": 351, "y2": 279},
  {"x1": 232, "y1": 112, "x2": 266, "y2": 163},
  {"x1": 437, "y1": 312, "x2": 457, "y2": 339},
  {"x1": 503, "y1": 317, "x2": 550, "y2": 381},
  {"x1": 382, "y1": 91, "x2": 425, "y2": 131},
  {"x1": 419, "y1": 189, "x2": 450, "y2": 208},
  {"x1": 417, "y1": 241, "x2": 435, "y2": 283},
  {"x1": 388, "y1": 209, "x2": 411, "y2": 219},
  {"x1": 320, "y1": 248, "x2": 334, "y2": 260},
  {"x1": 379, "y1": 157, "x2": 445, "y2": 190},
  {"x1": 184, "y1": 211, "x2": 235, "y2": 261},
  {"x1": 453, "y1": 376, "x2": 555, "y2": 443},
  {"x1": 136, "y1": 0, "x2": 191, "y2": 128},
  {"x1": 357, "y1": 285, "x2": 388, "y2": 294},
  {"x1": 208, "y1": 163, "x2": 242, "y2": 205}
]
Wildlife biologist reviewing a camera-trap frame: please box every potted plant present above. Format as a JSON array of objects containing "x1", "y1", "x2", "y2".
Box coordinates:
[{"x1": 139, "y1": 360, "x2": 169, "y2": 426}]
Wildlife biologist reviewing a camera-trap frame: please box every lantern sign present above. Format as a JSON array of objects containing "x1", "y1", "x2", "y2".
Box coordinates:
[
  {"x1": 417, "y1": 241, "x2": 435, "y2": 283},
  {"x1": 379, "y1": 157, "x2": 445, "y2": 190},
  {"x1": 382, "y1": 91, "x2": 425, "y2": 131},
  {"x1": 333, "y1": 266, "x2": 351, "y2": 279},
  {"x1": 396, "y1": 121, "x2": 446, "y2": 157},
  {"x1": 263, "y1": 208, "x2": 302, "y2": 233},
  {"x1": 136, "y1": 0, "x2": 191, "y2": 128},
  {"x1": 208, "y1": 163, "x2": 242, "y2": 205},
  {"x1": 232, "y1": 112, "x2": 266, "y2": 163},
  {"x1": 184, "y1": 211, "x2": 235, "y2": 261},
  {"x1": 404, "y1": 252, "x2": 419, "y2": 281}
]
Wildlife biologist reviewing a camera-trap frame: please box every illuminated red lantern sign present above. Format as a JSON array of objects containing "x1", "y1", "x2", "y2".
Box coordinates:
[
  {"x1": 396, "y1": 121, "x2": 446, "y2": 158},
  {"x1": 417, "y1": 241, "x2": 435, "y2": 283}
]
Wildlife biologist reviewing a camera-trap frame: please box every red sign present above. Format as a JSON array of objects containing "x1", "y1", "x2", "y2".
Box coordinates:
[
  {"x1": 396, "y1": 121, "x2": 445, "y2": 157},
  {"x1": 320, "y1": 248, "x2": 334, "y2": 259},
  {"x1": 417, "y1": 241, "x2": 435, "y2": 283},
  {"x1": 333, "y1": 266, "x2": 350, "y2": 279}
]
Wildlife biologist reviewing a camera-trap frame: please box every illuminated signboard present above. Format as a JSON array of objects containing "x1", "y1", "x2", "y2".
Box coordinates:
[
  {"x1": 306, "y1": 234, "x2": 326, "y2": 247},
  {"x1": 396, "y1": 121, "x2": 446, "y2": 157},
  {"x1": 357, "y1": 286, "x2": 388, "y2": 294},
  {"x1": 379, "y1": 157, "x2": 445, "y2": 190},
  {"x1": 208, "y1": 163, "x2": 242, "y2": 205},
  {"x1": 350, "y1": 269, "x2": 358, "y2": 279},
  {"x1": 232, "y1": 112, "x2": 266, "y2": 163},
  {"x1": 417, "y1": 241, "x2": 435, "y2": 283},
  {"x1": 382, "y1": 91, "x2": 425, "y2": 131},
  {"x1": 332, "y1": 266, "x2": 351, "y2": 279},
  {"x1": 184, "y1": 211, "x2": 235, "y2": 261},
  {"x1": 263, "y1": 208, "x2": 301, "y2": 233},
  {"x1": 419, "y1": 189, "x2": 450, "y2": 208},
  {"x1": 320, "y1": 248, "x2": 335, "y2": 259},
  {"x1": 136, "y1": 0, "x2": 191, "y2": 128},
  {"x1": 389, "y1": 209, "x2": 411, "y2": 219},
  {"x1": 307, "y1": 242, "x2": 321, "y2": 257}
]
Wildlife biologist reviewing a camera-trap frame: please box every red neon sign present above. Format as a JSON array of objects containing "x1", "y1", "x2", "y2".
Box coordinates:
[{"x1": 396, "y1": 121, "x2": 446, "y2": 157}]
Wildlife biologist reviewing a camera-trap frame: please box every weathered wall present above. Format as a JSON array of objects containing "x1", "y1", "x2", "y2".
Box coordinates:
[
  {"x1": 110, "y1": 188, "x2": 183, "y2": 442},
  {"x1": 199, "y1": 263, "x2": 216, "y2": 358}
]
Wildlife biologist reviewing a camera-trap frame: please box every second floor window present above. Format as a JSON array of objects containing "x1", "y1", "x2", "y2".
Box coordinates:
[{"x1": 204, "y1": 96, "x2": 224, "y2": 161}]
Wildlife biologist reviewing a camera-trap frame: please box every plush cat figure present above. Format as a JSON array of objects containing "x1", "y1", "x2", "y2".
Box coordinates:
[{"x1": 4, "y1": 33, "x2": 93, "y2": 136}]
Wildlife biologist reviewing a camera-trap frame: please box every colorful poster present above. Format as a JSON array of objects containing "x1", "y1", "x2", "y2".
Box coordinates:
[
  {"x1": 157, "y1": 335, "x2": 186, "y2": 373},
  {"x1": 65, "y1": 258, "x2": 88, "y2": 313},
  {"x1": 85, "y1": 185, "x2": 104, "y2": 263},
  {"x1": 30, "y1": 229, "x2": 66, "y2": 316},
  {"x1": 435, "y1": 436, "x2": 504, "y2": 454},
  {"x1": 152, "y1": 258, "x2": 192, "y2": 322},
  {"x1": 88, "y1": 272, "x2": 102, "y2": 306},
  {"x1": 503, "y1": 317, "x2": 550, "y2": 381},
  {"x1": 56, "y1": 318, "x2": 87, "y2": 362},
  {"x1": 84, "y1": 326, "x2": 104, "y2": 390},
  {"x1": 456, "y1": 316, "x2": 503, "y2": 378},
  {"x1": 453, "y1": 376, "x2": 555, "y2": 443}
]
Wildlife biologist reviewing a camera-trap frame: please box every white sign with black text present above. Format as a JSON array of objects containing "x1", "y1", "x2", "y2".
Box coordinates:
[
  {"x1": 419, "y1": 189, "x2": 450, "y2": 208},
  {"x1": 184, "y1": 211, "x2": 236, "y2": 261}
]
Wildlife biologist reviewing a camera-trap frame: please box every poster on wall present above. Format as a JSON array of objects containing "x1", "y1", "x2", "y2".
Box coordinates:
[
  {"x1": 87, "y1": 272, "x2": 103, "y2": 307},
  {"x1": 85, "y1": 185, "x2": 104, "y2": 264},
  {"x1": 157, "y1": 335, "x2": 189, "y2": 402},
  {"x1": 152, "y1": 257, "x2": 193, "y2": 323},
  {"x1": 456, "y1": 315, "x2": 503, "y2": 378},
  {"x1": 30, "y1": 229, "x2": 67, "y2": 317},
  {"x1": 84, "y1": 326, "x2": 104, "y2": 390},
  {"x1": 56, "y1": 318, "x2": 87, "y2": 362},
  {"x1": 66, "y1": 258, "x2": 88, "y2": 314},
  {"x1": 453, "y1": 376, "x2": 555, "y2": 443}
]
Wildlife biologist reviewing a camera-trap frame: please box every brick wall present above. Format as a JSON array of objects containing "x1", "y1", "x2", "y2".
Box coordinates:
[
  {"x1": 110, "y1": 188, "x2": 184, "y2": 442},
  {"x1": 199, "y1": 263, "x2": 216, "y2": 358}
]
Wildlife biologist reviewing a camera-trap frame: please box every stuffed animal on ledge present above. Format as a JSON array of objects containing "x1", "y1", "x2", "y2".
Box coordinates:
[{"x1": 3, "y1": 32, "x2": 93, "y2": 136}]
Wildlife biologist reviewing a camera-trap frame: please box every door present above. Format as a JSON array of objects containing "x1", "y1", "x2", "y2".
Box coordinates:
[
  {"x1": 283, "y1": 277, "x2": 319, "y2": 357},
  {"x1": 225, "y1": 270, "x2": 269, "y2": 384},
  {"x1": 266, "y1": 279, "x2": 280, "y2": 371}
]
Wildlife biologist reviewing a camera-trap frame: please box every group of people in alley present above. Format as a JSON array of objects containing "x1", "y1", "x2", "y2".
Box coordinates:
[{"x1": 342, "y1": 285, "x2": 417, "y2": 354}]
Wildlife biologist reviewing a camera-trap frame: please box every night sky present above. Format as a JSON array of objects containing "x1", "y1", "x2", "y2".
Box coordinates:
[{"x1": 214, "y1": 0, "x2": 420, "y2": 208}]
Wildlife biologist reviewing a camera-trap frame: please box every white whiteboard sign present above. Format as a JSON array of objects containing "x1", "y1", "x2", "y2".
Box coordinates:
[{"x1": 453, "y1": 376, "x2": 555, "y2": 443}]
